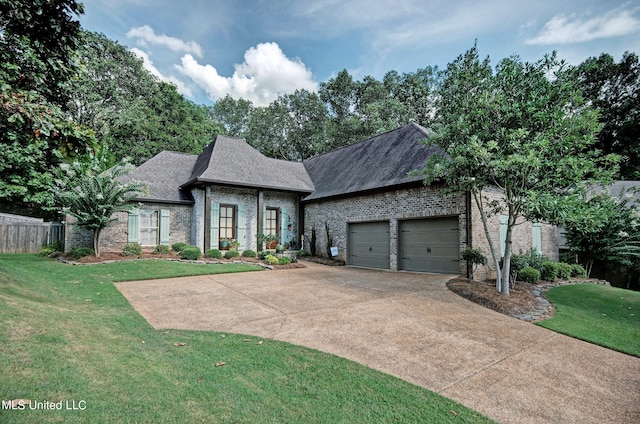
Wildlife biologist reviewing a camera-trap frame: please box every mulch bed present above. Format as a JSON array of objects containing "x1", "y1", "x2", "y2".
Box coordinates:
[
  {"x1": 63, "y1": 251, "x2": 306, "y2": 270},
  {"x1": 447, "y1": 278, "x2": 540, "y2": 318}
]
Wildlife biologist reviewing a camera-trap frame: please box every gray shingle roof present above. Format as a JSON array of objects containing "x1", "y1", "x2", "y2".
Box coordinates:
[
  {"x1": 119, "y1": 151, "x2": 198, "y2": 204},
  {"x1": 183, "y1": 135, "x2": 314, "y2": 193},
  {"x1": 302, "y1": 123, "x2": 441, "y2": 201}
]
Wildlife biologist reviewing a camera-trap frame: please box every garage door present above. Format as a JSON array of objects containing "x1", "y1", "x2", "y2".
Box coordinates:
[
  {"x1": 348, "y1": 222, "x2": 390, "y2": 269},
  {"x1": 399, "y1": 217, "x2": 460, "y2": 274}
]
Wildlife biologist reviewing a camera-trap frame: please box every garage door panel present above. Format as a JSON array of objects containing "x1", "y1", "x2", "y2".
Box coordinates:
[
  {"x1": 348, "y1": 222, "x2": 389, "y2": 269},
  {"x1": 399, "y1": 218, "x2": 460, "y2": 274}
]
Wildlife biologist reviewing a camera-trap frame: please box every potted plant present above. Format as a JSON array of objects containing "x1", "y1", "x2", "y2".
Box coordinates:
[
  {"x1": 220, "y1": 238, "x2": 229, "y2": 249},
  {"x1": 228, "y1": 238, "x2": 240, "y2": 251},
  {"x1": 266, "y1": 234, "x2": 278, "y2": 250},
  {"x1": 275, "y1": 244, "x2": 284, "y2": 254}
]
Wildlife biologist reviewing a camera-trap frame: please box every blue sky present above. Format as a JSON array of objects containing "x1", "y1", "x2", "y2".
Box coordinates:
[{"x1": 79, "y1": 0, "x2": 640, "y2": 106}]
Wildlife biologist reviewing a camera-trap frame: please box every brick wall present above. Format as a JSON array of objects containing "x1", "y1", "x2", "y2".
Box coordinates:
[
  {"x1": 304, "y1": 185, "x2": 467, "y2": 272},
  {"x1": 65, "y1": 203, "x2": 193, "y2": 253},
  {"x1": 191, "y1": 185, "x2": 300, "y2": 252},
  {"x1": 469, "y1": 187, "x2": 559, "y2": 281}
]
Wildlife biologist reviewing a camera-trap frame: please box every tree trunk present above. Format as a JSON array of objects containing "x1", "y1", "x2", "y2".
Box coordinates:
[
  {"x1": 93, "y1": 229, "x2": 101, "y2": 258},
  {"x1": 471, "y1": 189, "x2": 503, "y2": 292}
]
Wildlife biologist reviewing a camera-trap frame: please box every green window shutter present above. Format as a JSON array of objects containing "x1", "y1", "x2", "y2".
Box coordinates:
[
  {"x1": 499, "y1": 215, "x2": 508, "y2": 257},
  {"x1": 236, "y1": 205, "x2": 246, "y2": 249},
  {"x1": 160, "y1": 209, "x2": 170, "y2": 245},
  {"x1": 128, "y1": 208, "x2": 140, "y2": 243},
  {"x1": 280, "y1": 208, "x2": 288, "y2": 244},
  {"x1": 210, "y1": 202, "x2": 219, "y2": 250},
  {"x1": 532, "y1": 223, "x2": 542, "y2": 254}
]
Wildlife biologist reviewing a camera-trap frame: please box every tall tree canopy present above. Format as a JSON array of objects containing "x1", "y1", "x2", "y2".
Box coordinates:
[
  {"x1": 418, "y1": 45, "x2": 619, "y2": 294},
  {"x1": 67, "y1": 31, "x2": 223, "y2": 164},
  {"x1": 0, "y1": 0, "x2": 96, "y2": 209},
  {"x1": 574, "y1": 52, "x2": 640, "y2": 180}
]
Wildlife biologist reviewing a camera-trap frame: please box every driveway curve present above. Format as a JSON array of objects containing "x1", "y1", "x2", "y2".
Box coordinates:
[{"x1": 115, "y1": 262, "x2": 640, "y2": 424}]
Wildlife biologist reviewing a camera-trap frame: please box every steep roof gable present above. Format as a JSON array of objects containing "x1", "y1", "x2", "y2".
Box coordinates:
[
  {"x1": 119, "y1": 151, "x2": 197, "y2": 204},
  {"x1": 302, "y1": 123, "x2": 441, "y2": 201},
  {"x1": 184, "y1": 135, "x2": 314, "y2": 193}
]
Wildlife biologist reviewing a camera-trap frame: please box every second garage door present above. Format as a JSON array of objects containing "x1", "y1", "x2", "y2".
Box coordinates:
[
  {"x1": 348, "y1": 221, "x2": 390, "y2": 269},
  {"x1": 399, "y1": 217, "x2": 460, "y2": 274}
]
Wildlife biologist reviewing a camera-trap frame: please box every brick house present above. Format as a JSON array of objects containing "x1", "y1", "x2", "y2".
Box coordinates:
[{"x1": 65, "y1": 123, "x2": 558, "y2": 278}]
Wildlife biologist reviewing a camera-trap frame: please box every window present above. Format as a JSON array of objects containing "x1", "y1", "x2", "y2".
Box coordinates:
[
  {"x1": 128, "y1": 208, "x2": 170, "y2": 246},
  {"x1": 265, "y1": 207, "x2": 279, "y2": 237},
  {"x1": 219, "y1": 205, "x2": 235, "y2": 249},
  {"x1": 140, "y1": 210, "x2": 159, "y2": 245}
]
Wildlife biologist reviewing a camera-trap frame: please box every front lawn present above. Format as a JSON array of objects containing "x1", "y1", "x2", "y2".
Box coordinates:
[
  {"x1": 0, "y1": 255, "x2": 492, "y2": 423},
  {"x1": 537, "y1": 284, "x2": 640, "y2": 357}
]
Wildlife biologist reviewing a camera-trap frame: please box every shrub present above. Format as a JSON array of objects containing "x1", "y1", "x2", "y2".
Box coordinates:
[
  {"x1": 570, "y1": 263, "x2": 588, "y2": 278},
  {"x1": 123, "y1": 242, "x2": 142, "y2": 256},
  {"x1": 462, "y1": 247, "x2": 487, "y2": 280},
  {"x1": 298, "y1": 248, "x2": 308, "y2": 257},
  {"x1": 38, "y1": 243, "x2": 58, "y2": 257},
  {"x1": 540, "y1": 261, "x2": 558, "y2": 282},
  {"x1": 258, "y1": 250, "x2": 273, "y2": 260},
  {"x1": 556, "y1": 262, "x2": 573, "y2": 280},
  {"x1": 509, "y1": 253, "x2": 529, "y2": 283},
  {"x1": 71, "y1": 246, "x2": 94, "y2": 260},
  {"x1": 224, "y1": 250, "x2": 240, "y2": 259},
  {"x1": 172, "y1": 242, "x2": 187, "y2": 253},
  {"x1": 264, "y1": 254, "x2": 280, "y2": 265},
  {"x1": 153, "y1": 244, "x2": 170, "y2": 254},
  {"x1": 526, "y1": 249, "x2": 547, "y2": 273},
  {"x1": 241, "y1": 249, "x2": 257, "y2": 258},
  {"x1": 279, "y1": 256, "x2": 291, "y2": 265},
  {"x1": 519, "y1": 266, "x2": 541, "y2": 284},
  {"x1": 205, "y1": 249, "x2": 223, "y2": 259},
  {"x1": 180, "y1": 246, "x2": 202, "y2": 260}
]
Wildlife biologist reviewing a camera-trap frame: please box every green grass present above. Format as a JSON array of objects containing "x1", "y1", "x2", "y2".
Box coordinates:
[
  {"x1": 0, "y1": 254, "x2": 493, "y2": 423},
  {"x1": 537, "y1": 284, "x2": 640, "y2": 357}
]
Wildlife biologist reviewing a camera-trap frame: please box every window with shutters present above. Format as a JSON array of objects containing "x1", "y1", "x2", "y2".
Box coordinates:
[{"x1": 140, "y1": 210, "x2": 159, "y2": 245}]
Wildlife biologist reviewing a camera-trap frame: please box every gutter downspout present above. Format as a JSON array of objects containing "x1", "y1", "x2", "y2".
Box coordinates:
[{"x1": 466, "y1": 190, "x2": 472, "y2": 279}]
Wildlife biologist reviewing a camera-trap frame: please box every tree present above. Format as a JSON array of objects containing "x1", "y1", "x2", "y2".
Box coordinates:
[
  {"x1": 574, "y1": 52, "x2": 640, "y2": 179},
  {"x1": 561, "y1": 190, "x2": 640, "y2": 277},
  {"x1": 67, "y1": 31, "x2": 222, "y2": 164},
  {"x1": 53, "y1": 154, "x2": 146, "y2": 257},
  {"x1": 0, "y1": 0, "x2": 96, "y2": 209},
  {"x1": 418, "y1": 45, "x2": 618, "y2": 294}
]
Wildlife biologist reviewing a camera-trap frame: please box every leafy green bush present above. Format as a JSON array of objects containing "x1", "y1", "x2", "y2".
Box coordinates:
[
  {"x1": 123, "y1": 242, "x2": 142, "y2": 256},
  {"x1": 541, "y1": 261, "x2": 558, "y2": 282},
  {"x1": 153, "y1": 244, "x2": 170, "y2": 254},
  {"x1": 570, "y1": 263, "x2": 588, "y2": 278},
  {"x1": 279, "y1": 256, "x2": 291, "y2": 265},
  {"x1": 519, "y1": 266, "x2": 541, "y2": 284},
  {"x1": 180, "y1": 246, "x2": 202, "y2": 260},
  {"x1": 38, "y1": 243, "x2": 59, "y2": 257},
  {"x1": 298, "y1": 248, "x2": 308, "y2": 256},
  {"x1": 462, "y1": 247, "x2": 487, "y2": 280},
  {"x1": 205, "y1": 249, "x2": 223, "y2": 259},
  {"x1": 556, "y1": 262, "x2": 573, "y2": 280},
  {"x1": 71, "y1": 246, "x2": 94, "y2": 260},
  {"x1": 172, "y1": 242, "x2": 187, "y2": 253},
  {"x1": 526, "y1": 249, "x2": 547, "y2": 273},
  {"x1": 224, "y1": 250, "x2": 240, "y2": 259},
  {"x1": 241, "y1": 249, "x2": 257, "y2": 258},
  {"x1": 264, "y1": 254, "x2": 280, "y2": 265},
  {"x1": 258, "y1": 250, "x2": 274, "y2": 260}
]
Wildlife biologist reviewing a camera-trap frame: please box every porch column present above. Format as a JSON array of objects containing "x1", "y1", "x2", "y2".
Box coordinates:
[
  {"x1": 204, "y1": 186, "x2": 211, "y2": 251},
  {"x1": 256, "y1": 190, "x2": 264, "y2": 249}
]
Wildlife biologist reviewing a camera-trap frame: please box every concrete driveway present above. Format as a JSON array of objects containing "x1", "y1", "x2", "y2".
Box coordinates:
[{"x1": 115, "y1": 262, "x2": 640, "y2": 424}]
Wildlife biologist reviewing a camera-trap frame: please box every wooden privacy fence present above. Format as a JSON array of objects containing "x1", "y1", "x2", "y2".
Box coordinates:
[{"x1": 0, "y1": 213, "x2": 65, "y2": 254}]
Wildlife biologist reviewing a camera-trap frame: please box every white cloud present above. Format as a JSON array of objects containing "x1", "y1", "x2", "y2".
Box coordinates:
[
  {"x1": 177, "y1": 42, "x2": 317, "y2": 106},
  {"x1": 130, "y1": 48, "x2": 193, "y2": 98},
  {"x1": 127, "y1": 25, "x2": 203, "y2": 57},
  {"x1": 526, "y1": 6, "x2": 640, "y2": 45}
]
